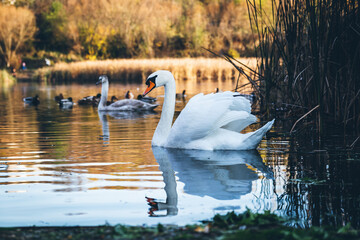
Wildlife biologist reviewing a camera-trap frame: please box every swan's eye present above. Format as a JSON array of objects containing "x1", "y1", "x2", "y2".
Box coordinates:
[
  {"x1": 146, "y1": 75, "x2": 157, "y2": 86},
  {"x1": 96, "y1": 75, "x2": 107, "y2": 85},
  {"x1": 144, "y1": 75, "x2": 157, "y2": 96}
]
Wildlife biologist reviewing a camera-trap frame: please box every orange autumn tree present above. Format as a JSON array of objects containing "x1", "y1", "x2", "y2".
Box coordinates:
[{"x1": 0, "y1": 4, "x2": 36, "y2": 68}]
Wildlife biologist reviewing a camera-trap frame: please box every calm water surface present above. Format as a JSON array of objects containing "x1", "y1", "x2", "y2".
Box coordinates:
[{"x1": 0, "y1": 78, "x2": 359, "y2": 228}]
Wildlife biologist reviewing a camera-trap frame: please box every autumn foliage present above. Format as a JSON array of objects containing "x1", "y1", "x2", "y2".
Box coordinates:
[
  {"x1": 0, "y1": 4, "x2": 36, "y2": 68},
  {"x1": 0, "y1": 0, "x2": 265, "y2": 68}
]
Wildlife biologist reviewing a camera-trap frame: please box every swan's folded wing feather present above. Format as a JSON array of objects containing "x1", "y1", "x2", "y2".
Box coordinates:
[
  {"x1": 167, "y1": 91, "x2": 253, "y2": 146},
  {"x1": 229, "y1": 94, "x2": 252, "y2": 113},
  {"x1": 110, "y1": 99, "x2": 139, "y2": 107},
  {"x1": 216, "y1": 111, "x2": 257, "y2": 132},
  {"x1": 167, "y1": 93, "x2": 231, "y2": 144}
]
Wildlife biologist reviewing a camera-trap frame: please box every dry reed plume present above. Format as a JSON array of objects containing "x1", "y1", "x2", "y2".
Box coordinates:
[{"x1": 35, "y1": 58, "x2": 257, "y2": 83}]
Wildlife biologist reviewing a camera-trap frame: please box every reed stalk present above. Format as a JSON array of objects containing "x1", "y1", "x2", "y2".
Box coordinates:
[{"x1": 246, "y1": 0, "x2": 360, "y2": 136}]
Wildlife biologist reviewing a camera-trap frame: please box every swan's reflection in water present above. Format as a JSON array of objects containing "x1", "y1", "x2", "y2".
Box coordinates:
[
  {"x1": 149, "y1": 146, "x2": 273, "y2": 217},
  {"x1": 97, "y1": 111, "x2": 274, "y2": 217},
  {"x1": 147, "y1": 147, "x2": 178, "y2": 217},
  {"x1": 98, "y1": 110, "x2": 157, "y2": 143},
  {"x1": 98, "y1": 112, "x2": 110, "y2": 143}
]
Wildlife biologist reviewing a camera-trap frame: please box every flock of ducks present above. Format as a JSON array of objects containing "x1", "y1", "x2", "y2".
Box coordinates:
[
  {"x1": 23, "y1": 71, "x2": 274, "y2": 150},
  {"x1": 23, "y1": 81, "x2": 167, "y2": 110}
]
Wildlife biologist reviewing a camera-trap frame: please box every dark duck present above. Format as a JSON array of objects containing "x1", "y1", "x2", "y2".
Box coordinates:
[{"x1": 23, "y1": 95, "x2": 40, "y2": 105}]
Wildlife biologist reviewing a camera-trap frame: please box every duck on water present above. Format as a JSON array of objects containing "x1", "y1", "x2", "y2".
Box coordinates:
[{"x1": 23, "y1": 95, "x2": 40, "y2": 105}]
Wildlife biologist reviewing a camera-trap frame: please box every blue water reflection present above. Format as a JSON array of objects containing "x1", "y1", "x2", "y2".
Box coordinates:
[
  {"x1": 155, "y1": 147, "x2": 273, "y2": 200},
  {"x1": 0, "y1": 81, "x2": 358, "y2": 228},
  {"x1": 148, "y1": 146, "x2": 275, "y2": 218}
]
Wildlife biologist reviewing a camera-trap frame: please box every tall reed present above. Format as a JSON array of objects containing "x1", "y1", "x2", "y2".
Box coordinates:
[{"x1": 246, "y1": 0, "x2": 360, "y2": 136}]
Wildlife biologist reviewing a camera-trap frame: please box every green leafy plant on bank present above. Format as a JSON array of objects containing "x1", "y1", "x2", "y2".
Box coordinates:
[{"x1": 1, "y1": 210, "x2": 359, "y2": 240}]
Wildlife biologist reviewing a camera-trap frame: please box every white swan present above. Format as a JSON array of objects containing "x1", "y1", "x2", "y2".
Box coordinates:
[
  {"x1": 96, "y1": 75, "x2": 158, "y2": 111},
  {"x1": 143, "y1": 70, "x2": 274, "y2": 150}
]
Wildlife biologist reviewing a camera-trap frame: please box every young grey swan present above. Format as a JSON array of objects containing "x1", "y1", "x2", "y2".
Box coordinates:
[{"x1": 96, "y1": 75, "x2": 158, "y2": 111}]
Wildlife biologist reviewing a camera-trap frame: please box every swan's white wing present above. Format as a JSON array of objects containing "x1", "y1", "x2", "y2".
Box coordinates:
[
  {"x1": 166, "y1": 91, "x2": 254, "y2": 147},
  {"x1": 215, "y1": 93, "x2": 257, "y2": 132},
  {"x1": 218, "y1": 110, "x2": 257, "y2": 132}
]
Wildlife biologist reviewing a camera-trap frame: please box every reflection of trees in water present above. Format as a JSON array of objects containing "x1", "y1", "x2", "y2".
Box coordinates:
[
  {"x1": 308, "y1": 152, "x2": 360, "y2": 228},
  {"x1": 278, "y1": 141, "x2": 360, "y2": 228}
]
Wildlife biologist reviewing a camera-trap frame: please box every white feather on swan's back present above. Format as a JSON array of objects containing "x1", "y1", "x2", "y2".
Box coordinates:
[{"x1": 166, "y1": 91, "x2": 255, "y2": 147}]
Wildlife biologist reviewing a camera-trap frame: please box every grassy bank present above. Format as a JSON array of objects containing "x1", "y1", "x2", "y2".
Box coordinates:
[
  {"x1": 34, "y1": 58, "x2": 257, "y2": 83},
  {"x1": 0, "y1": 69, "x2": 16, "y2": 88},
  {"x1": 1, "y1": 211, "x2": 359, "y2": 240}
]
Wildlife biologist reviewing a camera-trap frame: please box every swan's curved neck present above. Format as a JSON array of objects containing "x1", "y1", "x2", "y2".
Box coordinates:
[
  {"x1": 152, "y1": 77, "x2": 176, "y2": 146},
  {"x1": 98, "y1": 82, "x2": 109, "y2": 109}
]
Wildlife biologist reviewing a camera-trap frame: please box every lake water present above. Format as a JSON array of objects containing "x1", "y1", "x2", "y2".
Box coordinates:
[{"x1": 0, "y1": 78, "x2": 359, "y2": 228}]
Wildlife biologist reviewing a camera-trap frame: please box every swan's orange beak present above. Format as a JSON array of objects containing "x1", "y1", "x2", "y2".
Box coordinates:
[{"x1": 143, "y1": 81, "x2": 155, "y2": 96}]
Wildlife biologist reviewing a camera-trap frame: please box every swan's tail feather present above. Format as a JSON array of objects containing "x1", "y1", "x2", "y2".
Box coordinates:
[{"x1": 241, "y1": 119, "x2": 275, "y2": 150}]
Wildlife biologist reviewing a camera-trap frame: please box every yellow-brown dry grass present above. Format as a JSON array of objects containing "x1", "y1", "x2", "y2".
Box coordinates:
[
  {"x1": 36, "y1": 58, "x2": 257, "y2": 83},
  {"x1": 0, "y1": 69, "x2": 17, "y2": 88}
]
